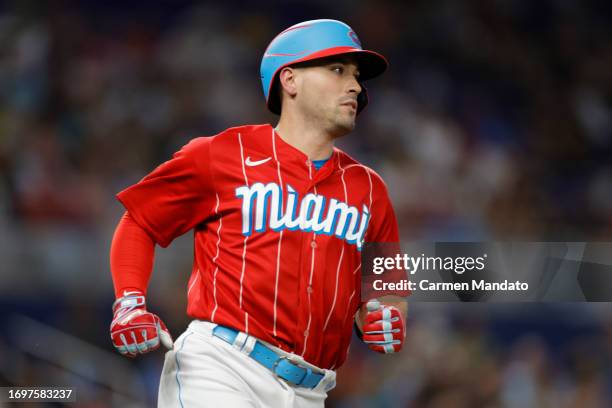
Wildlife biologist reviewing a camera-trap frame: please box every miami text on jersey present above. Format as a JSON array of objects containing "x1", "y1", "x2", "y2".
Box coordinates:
[{"x1": 235, "y1": 182, "x2": 370, "y2": 250}]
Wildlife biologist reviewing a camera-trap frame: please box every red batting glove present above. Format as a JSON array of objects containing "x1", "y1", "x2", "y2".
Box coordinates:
[
  {"x1": 110, "y1": 291, "x2": 173, "y2": 357},
  {"x1": 361, "y1": 299, "x2": 405, "y2": 354}
]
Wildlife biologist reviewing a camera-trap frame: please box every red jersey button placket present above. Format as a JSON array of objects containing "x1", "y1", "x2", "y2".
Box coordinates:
[{"x1": 299, "y1": 158, "x2": 317, "y2": 356}]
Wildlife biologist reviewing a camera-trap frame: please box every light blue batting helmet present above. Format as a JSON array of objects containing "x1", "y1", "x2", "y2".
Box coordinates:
[{"x1": 260, "y1": 19, "x2": 388, "y2": 115}]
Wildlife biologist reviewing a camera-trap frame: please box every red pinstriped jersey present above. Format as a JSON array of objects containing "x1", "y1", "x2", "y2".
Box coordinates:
[{"x1": 117, "y1": 124, "x2": 401, "y2": 369}]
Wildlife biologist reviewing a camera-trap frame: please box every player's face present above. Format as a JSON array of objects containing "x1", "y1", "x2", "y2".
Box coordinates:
[{"x1": 295, "y1": 57, "x2": 362, "y2": 137}]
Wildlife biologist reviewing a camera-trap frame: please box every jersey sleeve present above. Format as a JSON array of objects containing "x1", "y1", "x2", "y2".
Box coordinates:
[
  {"x1": 116, "y1": 137, "x2": 216, "y2": 248},
  {"x1": 366, "y1": 184, "x2": 399, "y2": 244},
  {"x1": 362, "y1": 173, "x2": 410, "y2": 299}
]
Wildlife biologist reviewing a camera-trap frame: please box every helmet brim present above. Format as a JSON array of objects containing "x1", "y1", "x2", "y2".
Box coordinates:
[{"x1": 289, "y1": 47, "x2": 388, "y2": 80}]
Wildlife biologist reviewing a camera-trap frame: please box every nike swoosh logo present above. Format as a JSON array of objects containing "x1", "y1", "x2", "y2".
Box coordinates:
[
  {"x1": 245, "y1": 156, "x2": 272, "y2": 167},
  {"x1": 123, "y1": 290, "x2": 141, "y2": 297}
]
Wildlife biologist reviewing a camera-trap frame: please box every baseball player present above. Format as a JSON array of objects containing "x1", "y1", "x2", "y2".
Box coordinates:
[{"x1": 109, "y1": 19, "x2": 408, "y2": 407}]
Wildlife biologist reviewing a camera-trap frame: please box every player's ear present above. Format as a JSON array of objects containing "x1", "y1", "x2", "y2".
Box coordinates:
[{"x1": 278, "y1": 67, "x2": 298, "y2": 98}]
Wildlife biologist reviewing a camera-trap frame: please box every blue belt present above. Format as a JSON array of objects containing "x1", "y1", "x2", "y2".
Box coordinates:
[{"x1": 212, "y1": 325, "x2": 324, "y2": 389}]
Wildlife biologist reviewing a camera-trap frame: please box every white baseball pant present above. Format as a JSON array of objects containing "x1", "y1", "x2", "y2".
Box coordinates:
[{"x1": 158, "y1": 320, "x2": 337, "y2": 407}]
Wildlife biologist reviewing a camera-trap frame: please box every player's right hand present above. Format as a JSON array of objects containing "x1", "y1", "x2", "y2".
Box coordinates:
[{"x1": 110, "y1": 290, "x2": 174, "y2": 357}]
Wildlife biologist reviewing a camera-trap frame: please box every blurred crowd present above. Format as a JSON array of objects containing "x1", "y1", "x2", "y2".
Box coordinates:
[
  {"x1": 332, "y1": 303, "x2": 612, "y2": 408},
  {"x1": 0, "y1": 0, "x2": 611, "y2": 407},
  {"x1": 2, "y1": 0, "x2": 612, "y2": 239}
]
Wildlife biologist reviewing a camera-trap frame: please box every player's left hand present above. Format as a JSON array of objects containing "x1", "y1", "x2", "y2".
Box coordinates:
[{"x1": 361, "y1": 299, "x2": 405, "y2": 354}]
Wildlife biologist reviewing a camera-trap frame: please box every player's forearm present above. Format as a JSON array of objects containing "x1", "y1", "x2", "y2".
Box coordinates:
[{"x1": 110, "y1": 212, "x2": 156, "y2": 298}]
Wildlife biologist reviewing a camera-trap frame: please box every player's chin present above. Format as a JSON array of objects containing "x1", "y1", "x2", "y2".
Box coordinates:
[{"x1": 332, "y1": 115, "x2": 356, "y2": 136}]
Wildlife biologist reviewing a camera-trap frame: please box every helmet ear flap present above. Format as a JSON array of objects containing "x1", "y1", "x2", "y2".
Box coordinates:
[{"x1": 357, "y1": 84, "x2": 369, "y2": 115}]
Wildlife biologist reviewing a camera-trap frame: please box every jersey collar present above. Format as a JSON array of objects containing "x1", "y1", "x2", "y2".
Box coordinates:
[{"x1": 269, "y1": 125, "x2": 340, "y2": 178}]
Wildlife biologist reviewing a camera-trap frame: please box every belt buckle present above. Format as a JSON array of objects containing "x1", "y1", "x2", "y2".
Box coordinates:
[
  {"x1": 272, "y1": 355, "x2": 303, "y2": 385},
  {"x1": 272, "y1": 356, "x2": 291, "y2": 378},
  {"x1": 271, "y1": 355, "x2": 290, "y2": 377}
]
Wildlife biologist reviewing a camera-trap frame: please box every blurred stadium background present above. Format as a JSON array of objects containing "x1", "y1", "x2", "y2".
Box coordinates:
[{"x1": 0, "y1": 0, "x2": 611, "y2": 406}]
